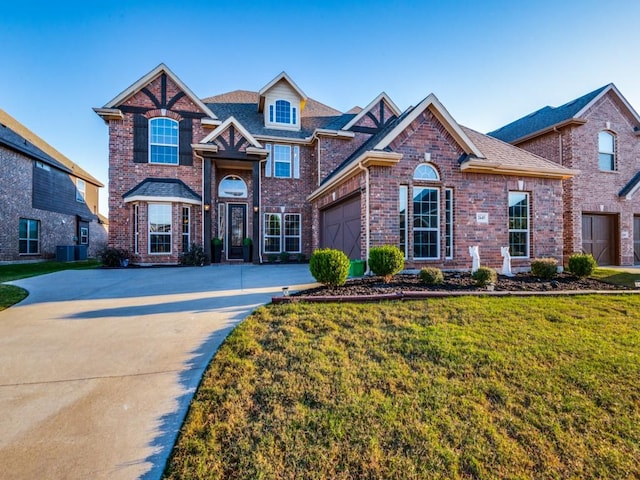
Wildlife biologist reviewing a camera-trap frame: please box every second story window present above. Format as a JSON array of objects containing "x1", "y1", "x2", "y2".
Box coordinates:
[
  {"x1": 76, "y1": 178, "x2": 86, "y2": 202},
  {"x1": 149, "y1": 117, "x2": 179, "y2": 165},
  {"x1": 269, "y1": 100, "x2": 297, "y2": 126},
  {"x1": 264, "y1": 144, "x2": 300, "y2": 179},
  {"x1": 598, "y1": 131, "x2": 615, "y2": 171}
]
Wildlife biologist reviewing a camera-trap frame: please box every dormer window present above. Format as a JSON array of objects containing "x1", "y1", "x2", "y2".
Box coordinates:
[{"x1": 269, "y1": 100, "x2": 297, "y2": 126}]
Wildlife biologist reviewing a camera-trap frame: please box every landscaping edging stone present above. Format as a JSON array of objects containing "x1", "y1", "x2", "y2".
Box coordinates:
[{"x1": 272, "y1": 289, "x2": 640, "y2": 304}]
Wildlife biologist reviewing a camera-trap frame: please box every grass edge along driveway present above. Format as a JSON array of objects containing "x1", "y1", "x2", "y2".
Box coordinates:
[{"x1": 165, "y1": 294, "x2": 640, "y2": 480}]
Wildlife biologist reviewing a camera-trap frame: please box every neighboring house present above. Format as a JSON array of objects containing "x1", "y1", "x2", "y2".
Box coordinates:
[
  {"x1": 0, "y1": 109, "x2": 107, "y2": 262},
  {"x1": 95, "y1": 64, "x2": 574, "y2": 269},
  {"x1": 489, "y1": 84, "x2": 640, "y2": 266}
]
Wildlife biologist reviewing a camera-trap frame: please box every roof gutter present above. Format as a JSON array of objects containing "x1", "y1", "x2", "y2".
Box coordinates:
[
  {"x1": 307, "y1": 150, "x2": 402, "y2": 202},
  {"x1": 510, "y1": 118, "x2": 586, "y2": 145},
  {"x1": 460, "y1": 159, "x2": 578, "y2": 179}
]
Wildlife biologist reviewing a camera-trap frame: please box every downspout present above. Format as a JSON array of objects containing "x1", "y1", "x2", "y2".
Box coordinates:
[
  {"x1": 357, "y1": 161, "x2": 371, "y2": 274},
  {"x1": 553, "y1": 126, "x2": 563, "y2": 165}
]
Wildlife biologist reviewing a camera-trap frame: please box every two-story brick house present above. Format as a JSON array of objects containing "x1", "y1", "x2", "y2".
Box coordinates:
[
  {"x1": 95, "y1": 64, "x2": 574, "y2": 269},
  {"x1": 489, "y1": 84, "x2": 640, "y2": 266},
  {"x1": 0, "y1": 108, "x2": 107, "y2": 262}
]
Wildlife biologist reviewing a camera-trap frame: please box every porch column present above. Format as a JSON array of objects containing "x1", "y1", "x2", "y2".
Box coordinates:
[
  {"x1": 203, "y1": 157, "x2": 212, "y2": 263},
  {"x1": 252, "y1": 161, "x2": 260, "y2": 263}
]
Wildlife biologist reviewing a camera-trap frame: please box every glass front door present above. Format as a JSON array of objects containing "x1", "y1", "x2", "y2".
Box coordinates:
[{"x1": 227, "y1": 204, "x2": 246, "y2": 259}]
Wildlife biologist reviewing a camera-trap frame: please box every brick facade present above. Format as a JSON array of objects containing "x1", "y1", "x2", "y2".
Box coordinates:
[{"x1": 515, "y1": 90, "x2": 640, "y2": 265}]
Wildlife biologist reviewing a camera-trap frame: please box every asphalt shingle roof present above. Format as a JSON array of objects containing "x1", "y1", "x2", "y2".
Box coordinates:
[
  {"x1": 203, "y1": 90, "x2": 353, "y2": 139},
  {"x1": 619, "y1": 170, "x2": 640, "y2": 197},
  {"x1": 123, "y1": 178, "x2": 202, "y2": 202},
  {"x1": 488, "y1": 84, "x2": 611, "y2": 143}
]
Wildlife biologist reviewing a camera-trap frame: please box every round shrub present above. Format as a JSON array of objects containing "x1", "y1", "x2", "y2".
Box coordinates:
[
  {"x1": 472, "y1": 266, "x2": 497, "y2": 287},
  {"x1": 530, "y1": 257, "x2": 558, "y2": 279},
  {"x1": 100, "y1": 246, "x2": 129, "y2": 267},
  {"x1": 568, "y1": 253, "x2": 597, "y2": 278},
  {"x1": 420, "y1": 267, "x2": 444, "y2": 285},
  {"x1": 368, "y1": 245, "x2": 405, "y2": 282},
  {"x1": 309, "y1": 248, "x2": 350, "y2": 286}
]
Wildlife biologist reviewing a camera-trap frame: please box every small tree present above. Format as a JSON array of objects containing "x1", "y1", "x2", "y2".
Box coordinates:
[
  {"x1": 309, "y1": 249, "x2": 350, "y2": 286},
  {"x1": 368, "y1": 245, "x2": 405, "y2": 282}
]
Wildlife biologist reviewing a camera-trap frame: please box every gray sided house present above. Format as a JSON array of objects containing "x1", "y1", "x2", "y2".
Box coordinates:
[
  {"x1": 96, "y1": 64, "x2": 574, "y2": 270},
  {"x1": 0, "y1": 109, "x2": 107, "y2": 262},
  {"x1": 489, "y1": 84, "x2": 640, "y2": 266}
]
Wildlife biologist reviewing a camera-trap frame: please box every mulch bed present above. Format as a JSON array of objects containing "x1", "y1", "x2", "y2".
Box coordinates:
[{"x1": 292, "y1": 272, "x2": 631, "y2": 298}]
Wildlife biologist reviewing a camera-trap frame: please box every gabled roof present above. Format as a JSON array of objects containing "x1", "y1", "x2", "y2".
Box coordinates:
[
  {"x1": 488, "y1": 84, "x2": 640, "y2": 144},
  {"x1": 98, "y1": 63, "x2": 218, "y2": 121},
  {"x1": 123, "y1": 178, "x2": 201, "y2": 204},
  {"x1": 619, "y1": 170, "x2": 640, "y2": 199},
  {"x1": 341, "y1": 92, "x2": 402, "y2": 131},
  {"x1": 0, "y1": 108, "x2": 104, "y2": 186},
  {"x1": 199, "y1": 116, "x2": 263, "y2": 148},
  {"x1": 258, "y1": 71, "x2": 308, "y2": 112}
]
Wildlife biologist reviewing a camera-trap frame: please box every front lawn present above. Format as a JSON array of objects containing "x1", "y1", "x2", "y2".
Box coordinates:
[
  {"x1": 0, "y1": 259, "x2": 101, "y2": 311},
  {"x1": 165, "y1": 295, "x2": 640, "y2": 479}
]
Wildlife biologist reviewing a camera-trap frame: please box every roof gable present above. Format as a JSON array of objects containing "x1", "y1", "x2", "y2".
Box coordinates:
[
  {"x1": 374, "y1": 94, "x2": 483, "y2": 157},
  {"x1": 199, "y1": 116, "x2": 263, "y2": 150},
  {"x1": 98, "y1": 63, "x2": 218, "y2": 121},
  {"x1": 342, "y1": 92, "x2": 401, "y2": 132},
  {"x1": 0, "y1": 108, "x2": 103, "y2": 185},
  {"x1": 488, "y1": 84, "x2": 640, "y2": 143},
  {"x1": 258, "y1": 71, "x2": 308, "y2": 112}
]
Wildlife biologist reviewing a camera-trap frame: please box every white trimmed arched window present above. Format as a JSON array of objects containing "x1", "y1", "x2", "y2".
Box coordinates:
[
  {"x1": 149, "y1": 117, "x2": 179, "y2": 165},
  {"x1": 413, "y1": 163, "x2": 440, "y2": 181},
  {"x1": 218, "y1": 175, "x2": 248, "y2": 198},
  {"x1": 598, "y1": 131, "x2": 616, "y2": 171}
]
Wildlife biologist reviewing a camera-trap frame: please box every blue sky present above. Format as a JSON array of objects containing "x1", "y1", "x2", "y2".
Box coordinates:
[{"x1": 2, "y1": 0, "x2": 640, "y2": 216}]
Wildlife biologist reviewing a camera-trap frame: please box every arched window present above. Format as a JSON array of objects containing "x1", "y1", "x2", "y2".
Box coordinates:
[
  {"x1": 268, "y1": 99, "x2": 297, "y2": 125},
  {"x1": 149, "y1": 117, "x2": 179, "y2": 164},
  {"x1": 218, "y1": 175, "x2": 248, "y2": 198},
  {"x1": 598, "y1": 131, "x2": 615, "y2": 171},
  {"x1": 413, "y1": 163, "x2": 440, "y2": 181}
]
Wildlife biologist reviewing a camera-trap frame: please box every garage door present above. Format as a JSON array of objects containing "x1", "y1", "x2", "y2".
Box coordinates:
[
  {"x1": 582, "y1": 214, "x2": 616, "y2": 265},
  {"x1": 634, "y1": 216, "x2": 640, "y2": 265},
  {"x1": 321, "y1": 195, "x2": 362, "y2": 259}
]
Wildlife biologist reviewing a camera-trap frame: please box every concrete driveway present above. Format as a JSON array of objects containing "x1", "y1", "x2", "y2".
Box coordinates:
[{"x1": 0, "y1": 264, "x2": 316, "y2": 480}]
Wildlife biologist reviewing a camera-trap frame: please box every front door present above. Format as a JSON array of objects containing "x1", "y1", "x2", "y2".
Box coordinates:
[
  {"x1": 227, "y1": 204, "x2": 247, "y2": 260},
  {"x1": 634, "y1": 216, "x2": 640, "y2": 265}
]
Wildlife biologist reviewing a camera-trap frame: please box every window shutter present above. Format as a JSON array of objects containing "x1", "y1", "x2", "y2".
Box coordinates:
[
  {"x1": 265, "y1": 144, "x2": 272, "y2": 177},
  {"x1": 133, "y1": 114, "x2": 148, "y2": 163},
  {"x1": 179, "y1": 118, "x2": 193, "y2": 166},
  {"x1": 293, "y1": 145, "x2": 300, "y2": 179}
]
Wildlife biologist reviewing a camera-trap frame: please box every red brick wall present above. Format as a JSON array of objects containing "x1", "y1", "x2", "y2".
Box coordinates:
[{"x1": 516, "y1": 91, "x2": 640, "y2": 265}]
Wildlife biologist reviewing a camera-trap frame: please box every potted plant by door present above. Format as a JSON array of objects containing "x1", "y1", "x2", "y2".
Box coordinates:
[
  {"x1": 212, "y1": 238, "x2": 223, "y2": 263},
  {"x1": 242, "y1": 237, "x2": 252, "y2": 262}
]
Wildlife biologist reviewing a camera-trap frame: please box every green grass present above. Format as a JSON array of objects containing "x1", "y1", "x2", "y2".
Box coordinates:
[
  {"x1": 0, "y1": 259, "x2": 100, "y2": 283},
  {"x1": 0, "y1": 259, "x2": 101, "y2": 310},
  {"x1": 165, "y1": 296, "x2": 640, "y2": 480},
  {"x1": 592, "y1": 268, "x2": 640, "y2": 288}
]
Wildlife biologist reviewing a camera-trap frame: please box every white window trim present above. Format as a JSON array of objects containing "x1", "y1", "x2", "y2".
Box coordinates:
[
  {"x1": 413, "y1": 163, "x2": 440, "y2": 181},
  {"x1": 399, "y1": 185, "x2": 408, "y2": 259},
  {"x1": 445, "y1": 188, "x2": 453, "y2": 259},
  {"x1": 80, "y1": 227, "x2": 89, "y2": 245},
  {"x1": 182, "y1": 206, "x2": 190, "y2": 252},
  {"x1": 265, "y1": 144, "x2": 300, "y2": 179},
  {"x1": 598, "y1": 131, "x2": 616, "y2": 171},
  {"x1": 264, "y1": 213, "x2": 282, "y2": 253},
  {"x1": 284, "y1": 213, "x2": 302, "y2": 253},
  {"x1": 218, "y1": 175, "x2": 248, "y2": 198},
  {"x1": 149, "y1": 117, "x2": 179, "y2": 165},
  {"x1": 413, "y1": 186, "x2": 440, "y2": 260},
  {"x1": 148, "y1": 203, "x2": 172, "y2": 255},
  {"x1": 133, "y1": 204, "x2": 140, "y2": 254},
  {"x1": 508, "y1": 192, "x2": 530, "y2": 258},
  {"x1": 76, "y1": 178, "x2": 86, "y2": 203}
]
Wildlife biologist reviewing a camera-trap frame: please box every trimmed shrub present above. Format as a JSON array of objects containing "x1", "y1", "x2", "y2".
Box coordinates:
[
  {"x1": 530, "y1": 257, "x2": 558, "y2": 279},
  {"x1": 279, "y1": 251, "x2": 290, "y2": 263},
  {"x1": 180, "y1": 243, "x2": 207, "y2": 266},
  {"x1": 309, "y1": 249, "x2": 350, "y2": 286},
  {"x1": 368, "y1": 245, "x2": 405, "y2": 282},
  {"x1": 472, "y1": 266, "x2": 497, "y2": 287},
  {"x1": 420, "y1": 267, "x2": 444, "y2": 285},
  {"x1": 568, "y1": 253, "x2": 597, "y2": 278},
  {"x1": 100, "y1": 247, "x2": 129, "y2": 268}
]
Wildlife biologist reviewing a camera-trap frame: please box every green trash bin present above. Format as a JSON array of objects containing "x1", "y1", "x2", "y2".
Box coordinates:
[{"x1": 349, "y1": 259, "x2": 366, "y2": 277}]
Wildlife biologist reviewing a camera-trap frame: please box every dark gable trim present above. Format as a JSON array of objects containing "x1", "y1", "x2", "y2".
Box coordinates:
[
  {"x1": 215, "y1": 125, "x2": 249, "y2": 154},
  {"x1": 619, "y1": 170, "x2": 640, "y2": 197},
  {"x1": 349, "y1": 100, "x2": 398, "y2": 135},
  {"x1": 120, "y1": 105, "x2": 206, "y2": 119}
]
